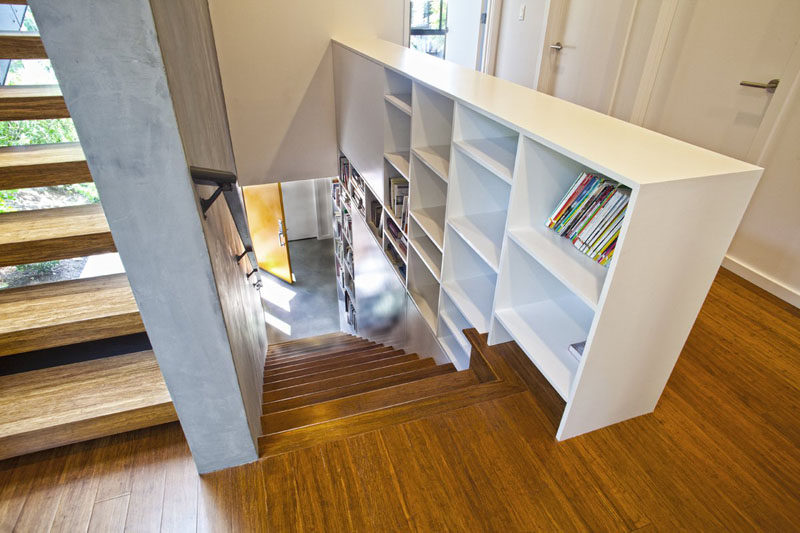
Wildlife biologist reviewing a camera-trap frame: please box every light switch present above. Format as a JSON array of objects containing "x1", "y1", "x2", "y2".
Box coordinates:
[{"x1": 519, "y1": 3, "x2": 526, "y2": 20}]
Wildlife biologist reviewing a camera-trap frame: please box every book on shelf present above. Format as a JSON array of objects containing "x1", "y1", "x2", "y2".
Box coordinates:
[
  {"x1": 568, "y1": 341, "x2": 585, "y2": 363},
  {"x1": 389, "y1": 177, "x2": 409, "y2": 231},
  {"x1": 546, "y1": 172, "x2": 630, "y2": 266},
  {"x1": 368, "y1": 200, "x2": 383, "y2": 234},
  {"x1": 385, "y1": 217, "x2": 408, "y2": 255},
  {"x1": 384, "y1": 242, "x2": 407, "y2": 278}
]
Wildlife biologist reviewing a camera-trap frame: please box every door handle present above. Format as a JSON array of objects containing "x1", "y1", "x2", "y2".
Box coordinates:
[
  {"x1": 549, "y1": 42, "x2": 563, "y2": 51},
  {"x1": 740, "y1": 78, "x2": 779, "y2": 93},
  {"x1": 278, "y1": 219, "x2": 286, "y2": 247}
]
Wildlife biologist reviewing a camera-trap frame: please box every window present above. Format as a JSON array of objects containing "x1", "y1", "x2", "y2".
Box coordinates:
[{"x1": 409, "y1": 1, "x2": 448, "y2": 59}]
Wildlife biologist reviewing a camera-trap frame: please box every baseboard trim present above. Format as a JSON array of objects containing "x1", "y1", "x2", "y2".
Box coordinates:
[{"x1": 722, "y1": 255, "x2": 800, "y2": 309}]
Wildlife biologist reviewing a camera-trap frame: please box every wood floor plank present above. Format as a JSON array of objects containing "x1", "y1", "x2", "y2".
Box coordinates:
[
  {"x1": 50, "y1": 441, "x2": 103, "y2": 533},
  {"x1": 0, "y1": 273, "x2": 145, "y2": 357},
  {"x1": 88, "y1": 494, "x2": 130, "y2": 533},
  {"x1": 0, "y1": 85, "x2": 69, "y2": 120},
  {"x1": 160, "y1": 435, "x2": 198, "y2": 532},
  {"x1": 0, "y1": 142, "x2": 90, "y2": 190},
  {"x1": 12, "y1": 451, "x2": 67, "y2": 531},
  {"x1": 123, "y1": 426, "x2": 170, "y2": 532},
  {"x1": 0, "y1": 203, "x2": 115, "y2": 267}
]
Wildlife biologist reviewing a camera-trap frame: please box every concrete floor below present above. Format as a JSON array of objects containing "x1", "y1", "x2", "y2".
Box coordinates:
[{"x1": 260, "y1": 238, "x2": 340, "y2": 344}]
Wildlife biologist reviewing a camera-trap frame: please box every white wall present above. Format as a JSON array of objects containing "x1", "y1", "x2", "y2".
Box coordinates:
[
  {"x1": 445, "y1": 0, "x2": 483, "y2": 69},
  {"x1": 208, "y1": 0, "x2": 404, "y2": 187},
  {"x1": 281, "y1": 179, "x2": 318, "y2": 241},
  {"x1": 492, "y1": 0, "x2": 548, "y2": 87},
  {"x1": 725, "y1": 86, "x2": 800, "y2": 307}
]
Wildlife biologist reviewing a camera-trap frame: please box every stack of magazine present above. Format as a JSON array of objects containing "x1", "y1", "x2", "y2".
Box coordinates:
[{"x1": 546, "y1": 172, "x2": 630, "y2": 266}]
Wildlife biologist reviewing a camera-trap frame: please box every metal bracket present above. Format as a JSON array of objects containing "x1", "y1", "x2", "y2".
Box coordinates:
[
  {"x1": 246, "y1": 268, "x2": 258, "y2": 279},
  {"x1": 190, "y1": 166, "x2": 237, "y2": 218},
  {"x1": 254, "y1": 281, "x2": 263, "y2": 290},
  {"x1": 235, "y1": 246, "x2": 253, "y2": 263}
]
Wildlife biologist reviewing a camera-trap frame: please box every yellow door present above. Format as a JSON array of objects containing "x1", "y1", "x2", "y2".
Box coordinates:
[{"x1": 243, "y1": 183, "x2": 293, "y2": 284}]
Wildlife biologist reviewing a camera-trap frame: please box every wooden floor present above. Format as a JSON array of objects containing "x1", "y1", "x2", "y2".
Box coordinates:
[{"x1": 0, "y1": 268, "x2": 798, "y2": 531}]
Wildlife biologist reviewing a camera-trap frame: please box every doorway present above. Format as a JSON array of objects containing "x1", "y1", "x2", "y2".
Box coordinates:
[
  {"x1": 244, "y1": 177, "x2": 340, "y2": 343},
  {"x1": 406, "y1": 0, "x2": 491, "y2": 71}
]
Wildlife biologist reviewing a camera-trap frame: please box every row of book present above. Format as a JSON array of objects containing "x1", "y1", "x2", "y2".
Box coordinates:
[
  {"x1": 389, "y1": 177, "x2": 409, "y2": 233},
  {"x1": 385, "y1": 217, "x2": 407, "y2": 256},
  {"x1": 368, "y1": 200, "x2": 383, "y2": 236},
  {"x1": 546, "y1": 172, "x2": 630, "y2": 266}
]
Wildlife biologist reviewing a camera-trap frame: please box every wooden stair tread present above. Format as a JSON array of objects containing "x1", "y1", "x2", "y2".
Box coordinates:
[
  {"x1": 265, "y1": 346, "x2": 398, "y2": 378},
  {"x1": 0, "y1": 273, "x2": 144, "y2": 357},
  {"x1": 0, "y1": 142, "x2": 90, "y2": 189},
  {"x1": 0, "y1": 203, "x2": 115, "y2": 267},
  {"x1": 264, "y1": 352, "x2": 418, "y2": 391},
  {"x1": 259, "y1": 381, "x2": 522, "y2": 456},
  {"x1": 0, "y1": 351, "x2": 176, "y2": 460},
  {"x1": 267, "y1": 337, "x2": 371, "y2": 359},
  {"x1": 268, "y1": 332, "x2": 353, "y2": 351},
  {"x1": 0, "y1": 85, "x2": 69, "y2": 120},
  {"x1": 262, "y1": 369, "x2": 478, "y2": 434},
  {"x1": 262, "y1": 362, "x2": 458, "y2": 414},
  {"x1": 0, "y1": 31, "x2": 46, "y2": 59},
  {"x1": 264, "y1": 343, "x2": 386, "y2": 372},
  {"x1": 263, "y1": 358, "x2": 437, "y2": 402},
  {"x1": 266, "y1": 340, "x2": 378, "y2": 365}
]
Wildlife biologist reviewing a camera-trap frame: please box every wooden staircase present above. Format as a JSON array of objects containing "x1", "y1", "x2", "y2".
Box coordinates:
[
  {"x1": 258, "y1": 331, "x2": 531, "y2": 456},
  {"x1": 0, "y1": 16, "x2": 175, "y2": 461}
]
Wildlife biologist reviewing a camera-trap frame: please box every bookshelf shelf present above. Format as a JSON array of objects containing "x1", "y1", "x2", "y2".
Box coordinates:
[
  {"x1": 454, "y1": 137, "x2": 516, "y2": 184},
  {"x1": 385, "y1": 93, "x2": 411, "y2": 115},
  {"x1": 448, "y1": 212, "x2": 505, "y2": 272},
  {"x1": 383, "y1": 226, "x2": 407, "y2": 261},
  {"x1": 439, "y1": 291, "x2": 472, "y2": 352},
  {"x1": 410, "y1": 207, "x2": 445, "y2": 250},
  {"x1": 409, "y1": 216, "x2": 442, "y2": 281},
  {"x1": 493, "y1": 302, "x2": 584, "y2": 400},
  {"x1": 442, "y1": 277, "x2": 494, "y2": 334},
  {"x1": 384, "y1": 152, "x2": 410, "y2": 180},
  {"x1": 413, "y1": 145, "x2": 450, "y2": 182},
  {"x1": 507, "y1": 226, "x2": 605, "y2": 310},
  {"x1": 384, "y1": 205, "x2": 407, "y2": 237},
  {"x1": 408, "y1": 244, "x2": 440, "y2": 331},
  {"x1": 437, "y1": 314, "x2": 470, "y2": 370}
]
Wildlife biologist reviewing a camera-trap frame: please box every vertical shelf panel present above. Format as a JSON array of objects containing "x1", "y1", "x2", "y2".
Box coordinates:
[{"x1": 407, "y1": 244, "x2": 440, "y2": 332}]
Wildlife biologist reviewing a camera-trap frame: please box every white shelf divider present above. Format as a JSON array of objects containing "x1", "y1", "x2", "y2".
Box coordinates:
[
  {"x1": 385, "y1": 93, "x2": 412, "y2": 115},
  {"x1": 384, "y1": 151, "x2": 410, "y2": 180},
  {"x1": 409, "y1": 215, "x2": 442, "y2": 281},
  {"x1": 407, "y1": 244, "x2": 440, "y2": 332},
  {"x1": 412, "y1": 145, "x2": 450, "y2": 182},
  {"x1": 454, "y1": 137, "x2": 516, "y2": 184},
  {"x1": 448, "y1": 212, "x2": 505, "y2": 272},
  {"x1": 507, "y1": 227, "x2": 605, "y2": 310}
]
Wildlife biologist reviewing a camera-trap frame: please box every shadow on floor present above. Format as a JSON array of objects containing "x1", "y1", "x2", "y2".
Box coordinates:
[{"x1": 259, "y1": 238, "x2": 340, "y2": 343}]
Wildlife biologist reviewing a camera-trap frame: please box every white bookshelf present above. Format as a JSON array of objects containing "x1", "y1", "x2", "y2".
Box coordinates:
[{"x1": 332, "y1": 38, "x2": 762, "y2": 440}]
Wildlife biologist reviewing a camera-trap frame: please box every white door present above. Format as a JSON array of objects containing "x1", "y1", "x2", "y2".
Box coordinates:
[{"x1": 537, "y1": 0, "x2": 637, "y2": 113}]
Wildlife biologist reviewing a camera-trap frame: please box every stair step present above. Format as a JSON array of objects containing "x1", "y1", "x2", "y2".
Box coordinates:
[
  {"x1": 0, "y1": 85, "x2": 68, "y2": 121},
  {"x1": 0, "y1": 204, "x2": 115, "y2": 268},
  {"x1": 0, "y1": 350, "x2": 176, "y2": 461},
  {"x1": 259, "y1": 380, "x2": 521, "y2": 457},
  {"x1": 268, "y1": 332, "x2": 354, "y2": 353},
  {"x1": 265, "y1": 353, "x2": 425, "y2": 392},
  {"x1": 266, "y1": 342, "x2": 379, "y2": 366},
  {"x1": 267, "y1": 337, "x2": 370, "y2": 360},
  {"x1": 265, "y1": 347, "x2": 403, "y2": 382},
  {"x1": 263, "y1": 358, "x2": 437, "y2": 403},
  {"x1": 263, "y1": 363, "x2": 457, "y2": 414},
  {"x1": 262, "y1": 369, "x2": 478, "y2": 435},
  {"x1": 265, "y1": 351, "x2": 413, "y2": 390},
  {"x1": 0, "y1": 273, "x2": 144, "y2": 357},
  {"x1": 0, "y1": 142, "x2": 90, "y2": 190},
  {"x1": 0, "y1": 31, "x2": 46, "y2": 59},
  {"x1": 265, "y1": 344, "x2": 391, "y2": 373}
]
